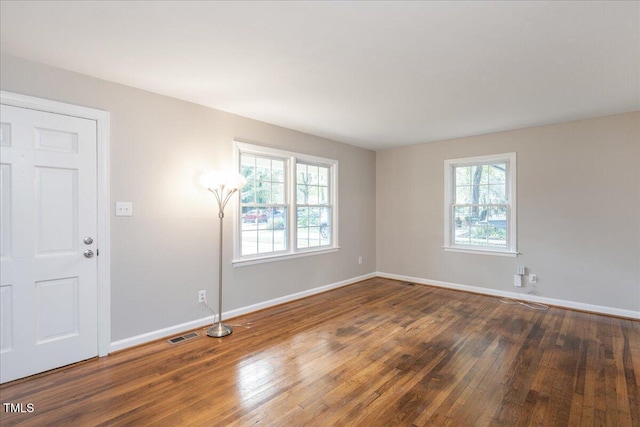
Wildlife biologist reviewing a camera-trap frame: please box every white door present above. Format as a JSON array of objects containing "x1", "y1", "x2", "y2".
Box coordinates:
[{"x1": 0, "y1": 105, "x2": 98, "y2": 383}]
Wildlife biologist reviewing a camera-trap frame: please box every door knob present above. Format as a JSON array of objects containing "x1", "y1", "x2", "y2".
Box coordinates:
[
  {"x1": 83, "y1": 237, "x2": 94, "y2": 245},
  {"x1": 83, "y1": 250, "x2": 94, "y2": 258}
]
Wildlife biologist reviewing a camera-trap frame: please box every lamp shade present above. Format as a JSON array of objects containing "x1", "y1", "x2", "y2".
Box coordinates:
[
  {"x1": 226, "y1": 172, "x2": 248, "y2": 191},
  {"x1": 199, "y1": 171, "x2": 247, "y2": 191}
]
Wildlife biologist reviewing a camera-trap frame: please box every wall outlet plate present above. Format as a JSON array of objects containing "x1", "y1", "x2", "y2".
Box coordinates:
[
  {"x1": 513, "y1": 274, "x2": 522, "y2": 287},
  {"x1": 115, "y1": 202, "x2": 133, "y2": 217},
  {"x1": 198, "y1": 290, "x2": 206, "y2": 303}
]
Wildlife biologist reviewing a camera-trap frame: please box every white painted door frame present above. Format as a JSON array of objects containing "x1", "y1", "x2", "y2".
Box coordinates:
[{"x1": 1, "y1": 90, "x2": 111, "y2": 357}]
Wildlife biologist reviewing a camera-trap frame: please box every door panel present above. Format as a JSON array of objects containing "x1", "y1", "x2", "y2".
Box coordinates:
[
  {"x1": 0, "y1": 105, "x2": 98, "y2": 383},
  {"x1": 36, "y1": 167, "x2": 78, "y2": 254},
  {"x1": 0, "y1": 285, "x2": 12, "y2": 352},
  {"x1": 36, "y1": 277, "x2": 79, "y2": 343},
  {"x1": 0, "y1": 163, "x2": 11, "y2": 257}
]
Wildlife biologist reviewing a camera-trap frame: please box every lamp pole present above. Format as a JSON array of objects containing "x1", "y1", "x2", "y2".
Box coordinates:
[
  {"x1": 208, "y1": 201, "x2": 231, "y2": 337},
  {"x1": 200, "y1": 171, "x2": 246, "y2": 338}
]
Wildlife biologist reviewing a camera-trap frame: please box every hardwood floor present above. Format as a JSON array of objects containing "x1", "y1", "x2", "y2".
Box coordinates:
[{"x1": 1, "y1": 277, "x2": 638, "y2": 426}]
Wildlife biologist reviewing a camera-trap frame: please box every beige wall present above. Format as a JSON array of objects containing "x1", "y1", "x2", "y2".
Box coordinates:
[
  {"x1": 0, "y1": 54, "x2": 377, "y2": 341},
  {"x1": 377, "y1": 112, "x2": 640, "y2": 312},
  {"x1": 2, "y1": 52, "x2": 637, "y2": 346}
]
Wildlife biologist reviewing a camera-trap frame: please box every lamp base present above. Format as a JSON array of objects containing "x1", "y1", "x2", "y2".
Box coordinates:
[{"x1": 207, "y1": 322, "x2": 233, "y2": 338}]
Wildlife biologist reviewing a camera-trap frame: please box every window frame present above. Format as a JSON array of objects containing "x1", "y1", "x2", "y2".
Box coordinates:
[
  {"x1": 295, "y1": 161, "x2": 333, "y2": 252},
  {"x1": 233, "y1": 142, "x2": 339, "y2": 267},
  {"x1": 443, "y1": 152, "x2": 518, "y2": 257}
]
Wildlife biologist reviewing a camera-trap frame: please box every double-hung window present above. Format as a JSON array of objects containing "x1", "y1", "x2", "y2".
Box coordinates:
[
  {"x1": 444, "y1": 152, "x2": 517, "y2": 256},
  {"x1": 296, "y1": 162, "x2": 332, "y2": 249},
  {"x1": 236, "y1": 142, "x2": 338, "y2": 265}
]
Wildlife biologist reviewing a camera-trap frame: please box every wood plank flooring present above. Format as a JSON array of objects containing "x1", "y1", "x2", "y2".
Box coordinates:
[{"x1": 1, "y1": 277, "x2": 638, "y2": 426}]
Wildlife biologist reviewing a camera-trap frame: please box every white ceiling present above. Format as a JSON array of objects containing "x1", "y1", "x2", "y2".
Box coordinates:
[{"x1": 1, "y1": 1, "x2": 638, "y2": 150}]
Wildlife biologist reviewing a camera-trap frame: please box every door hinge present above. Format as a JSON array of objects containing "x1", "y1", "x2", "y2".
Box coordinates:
[{"x1": 96, "y1": 249, "x2": 100, "y2": 256}]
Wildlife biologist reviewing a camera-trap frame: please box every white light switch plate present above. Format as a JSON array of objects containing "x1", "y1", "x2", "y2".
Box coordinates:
[{"x1": 115, "y1": 202, "x2": 133, "y2": 217}]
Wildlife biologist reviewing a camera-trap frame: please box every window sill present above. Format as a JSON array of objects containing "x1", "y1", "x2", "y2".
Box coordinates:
[
  {"x1": 443, "y1": 246, "x2": 519, "y2": 257},
  {"x1": 233, "y1": 246, "x2": 340, "y2": 268}
]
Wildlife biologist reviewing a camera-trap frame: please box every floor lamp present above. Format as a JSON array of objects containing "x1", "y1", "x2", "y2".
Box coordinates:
[{"x1": 199, "y1": 170, "x2": 247, "y2": 337}]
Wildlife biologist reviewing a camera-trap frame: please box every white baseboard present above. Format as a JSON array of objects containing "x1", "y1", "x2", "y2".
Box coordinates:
[
  {"x1": 222, "y1": 272, "x2": 376, "y2": 319},
  {"x1": 110, "y1": 270, "x2": 637, "y2": 353},
  {"x1": 376, "y1": 271, "x2": 640, "y2": 320},
  {"x1": 110, "y1": 315, "x2": 217, "y2": 353},
  {"x1": 109, "y1": 272, "x2": 377, "y2": 353}
]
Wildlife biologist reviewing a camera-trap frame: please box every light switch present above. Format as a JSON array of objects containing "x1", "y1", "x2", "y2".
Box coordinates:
[{"x1": 115, "y1": 202, "x2": 133, "y2": 217}]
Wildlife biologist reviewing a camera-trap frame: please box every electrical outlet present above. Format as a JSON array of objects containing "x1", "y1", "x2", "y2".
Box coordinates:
[
  {"x1": 517, "y1": 265, "x2": 525, "y2": 276},
  {"x1": 198, "y1": 290, "x2": 206, "y2": 303},
  {"x1": 528, "y1": 274, "x2": 537, "y2": 285},
  {"x1": 358, "y1": 256, "x2": 363, "y2": 265}
]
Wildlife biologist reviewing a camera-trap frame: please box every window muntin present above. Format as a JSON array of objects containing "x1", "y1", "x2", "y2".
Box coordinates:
[
  {"x1": 444, "y1": 153, "x2": 516, "y2": 255},
  {"x1": 236, "y1": 143, "x2": 338, "y2": 263}
]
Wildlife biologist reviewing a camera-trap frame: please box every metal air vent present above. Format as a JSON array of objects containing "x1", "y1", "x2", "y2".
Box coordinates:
[{"x1": 167, "y1": 332, "x2": 199, "y2": 345}]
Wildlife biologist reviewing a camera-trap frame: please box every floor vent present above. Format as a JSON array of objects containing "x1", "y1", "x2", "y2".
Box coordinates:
[{"x1": 167, "y1": 332, "x2": 199, "y2": 345}]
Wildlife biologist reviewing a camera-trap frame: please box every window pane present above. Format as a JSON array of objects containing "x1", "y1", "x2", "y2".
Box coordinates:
[
  {"x1": 487, "y1": 184, "x2": 506, "y2": 203},
  {"x1": 241, "y1": 185, "x2": 256, "y2": 204},
  {"x1": 308, "y1": 186, "x2": 319, "y2": 204},
  {"x1": 455, "y1": 185, "x2": 472, "y2": 204},
  {"x1": 240, "y1": 155, "x2": 256, "y2": 204},
  {"x1": 478, "y1": 184, "x2": 490, "y2": 204},
  {"x1": 297, "y1": 226, "x2": 309, "y2": 248},
  {"x1": 271, "y1": 183, "x2": 285, "y2": 204},
  {"x1": 257, "y1": 157, "x2": 271, "y2": 181},
  {"x1": 320, "y1": 207, "x2": 331, "y2": 244},
  {"x1": 272, "y1": 160, "x2": 285, "y2": 183},
  {"x1": 487, "y1": 206, "x2": 507, "y2": 224},
  {"x1": 297, "y1": 184, "x2": 306, "y2": 204},
  {"x1": 309, "y1": 227, "x2": 321, "y2": 246},
  {"x1": 272, "y1": 207, "x2": 287, "y2": 232},
  {"x1": 241, "y1": 207, "x2": 269, "y2": 224},
  {"x1": 241, "y1": 154, "x2": 256, "y2": 172},
  {"x1": 471, "y1": 165, "x2": 483, "y2": 186},
  {"x1": 297, "y1": 163, "x2": 308, "y2": 182},
  {"x1": 297, "y1": 207, "x2": 308, "y2": 228},
  {"x1": 307, "y1": 165, "x2": 318, "y2": 185},
  {"x1": 456, "y1": 166, "x2": 471, "y2": 186},
  {"x1": 488, "y1": 163, "x2": 506, "y2": 184},
  {"x1": 453, "y1": 206, "x2": 470, "y2": 245},
  {"x1": 475, "y1": 222, "x2": 507, "y2": 248},
  {"x1": 258, "y1": 230, "x2": 274, "y2": 254},
  {"x1": 469, "y1": 225, "x2": 489, "y2": 246},
  {"x1": 318, "y1": 167, "x2": 328, "y2": 185},
  {"x1": 273, "y1": 229, "x2": 286, "y2": 251},
  {"x1": 309, "y1": 207, "x2": 320, "y2": 226},
  {"x1": 319, "y1": 187, "x2": 328, "y2": 204},
  {"x1": 453, "y1": 206, "x2": 470, "y2": 226},
  {"x1": 481, "y1": 165, "x2": 491, "y2": 184},
  {"x1": 242, "y1": 230, "x2": 257, "y2": 256}
]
